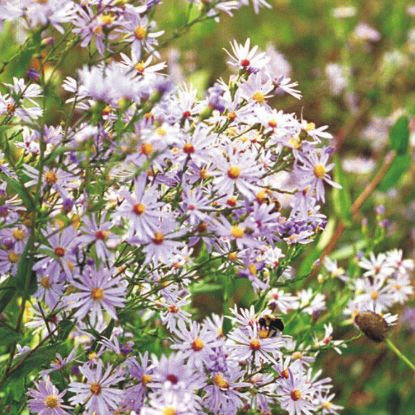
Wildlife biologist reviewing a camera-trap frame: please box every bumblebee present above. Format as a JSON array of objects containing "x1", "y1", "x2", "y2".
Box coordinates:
[{"x1": 258, "y1": 314, "x2": 284, "y2": 339}]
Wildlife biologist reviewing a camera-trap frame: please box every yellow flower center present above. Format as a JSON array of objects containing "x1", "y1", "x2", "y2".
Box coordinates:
[
  {"x1": 90, "y1": 382, "x2": 102, "y2": 395},
  {"x1": 227, "y1": 165, "x2": 241, "y2": 179},
  {"x1": 162, "y1": 407, "x2": 176, "y2": 415},
  {"x1": 292, "y1": 351, "x2": 303, "y2": 360},
  {"x1": 44, "y1": 395, "x2": 59, "y2": 408},
  {"x1": 199, "y1": 168, "x2": 209, "y2": 179},
  {"x1": 135, "y1": 62, "x2": 145, "y2": 73},
  {"x1": 156, "y1": 127, "x2": 167, "y2": 136},
  {"x1": 40, "y1": 276, "x2": 52, "y2": 289},
  {"x1": 152, "y1": 231, "x2": 165, "y2": 245},
  {"x1": 134, "y1": 26, "x2": 147, "y2": 40},
  {"x1": 142, "y1": 374, "x2": 152, "y2": 385},
  {"x1": 291, "y1": 389, "x2": 302, "y2": 401},
  {"x1": 133, "y1": 203, "x2": 146, "y2": 215},
  {"x1": 228, "y1": 252, "x2": 238, "y2": 261},
  {"x1": 91, "y1": 287, "x2": 105, "y2": 301},
  {"x1": 227, "y1": 111, "x2": 237, "y2": 121},
  {"x1": 8, "y1": 252, "x2": 19, "y2": 263},
  {"x1": 140, "y1": 143, "x2": 153, "y2": 155},
  {"x1": 45, "y1": 171, "x2": 58, "y2": 185},
  {"x1": 313, "y1": 164, "x2": 326, "y2": 179},
  {"x1": 12, "y1": 228, "x2": 25, "y2": 240},
  {"x1": 230, "y1": 225, "x2": 245, "y2": 239},
  {"x1": 322, "y1": 401, "x2": 332, "y2": 410},
  {"x1": 370, "y1": 291, "x2": 379, "y2": 300},
  {"x1": 252, "y1": 91, "x2": 265, "y2": 103},
  {"x1": 248, "y1": 264, "x2": 257, "y2": 276},
  {"x1": 249, "y1": 338, "x2": 261, "y2": 351},
  {"x1": 213, "y1": 373, "x2": 229, "y2": 390},
  {"x1": 191, "y1": 338, "x2": 205, "y2": 351},
  {"x1": 99, "y1": 14, "x2": 114, "y2": 25}
]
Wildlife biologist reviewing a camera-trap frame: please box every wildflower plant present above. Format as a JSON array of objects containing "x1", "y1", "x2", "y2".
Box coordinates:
[{"x1": 0, "y1": 1, "x2": 413, "y2": 414}]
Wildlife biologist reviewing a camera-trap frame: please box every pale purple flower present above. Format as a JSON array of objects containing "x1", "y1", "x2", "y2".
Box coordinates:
[
  {"x1": 69, "y1": 360, "x2": 124, "y2": 415},
  {"x1": 28, "y1": 376, "x2": 71, "y2": 415},
  {"x1": 65, "y1": 266, "x2": 126, "y2": 331}
]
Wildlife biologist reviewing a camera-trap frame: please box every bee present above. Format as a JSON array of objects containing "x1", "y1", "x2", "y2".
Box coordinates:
[{"x1": 258, "y1": 314, "x2": 284, "y2": 339}]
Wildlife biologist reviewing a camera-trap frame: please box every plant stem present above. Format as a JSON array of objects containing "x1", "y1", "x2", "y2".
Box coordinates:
[{"x1": 385, "y1": 338, "x2": 415, "y2": 372}]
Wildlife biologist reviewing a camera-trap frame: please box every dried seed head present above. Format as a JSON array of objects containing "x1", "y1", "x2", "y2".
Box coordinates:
[{"x1": 354, "y1": 311, "x2": 389, "y2": 343}]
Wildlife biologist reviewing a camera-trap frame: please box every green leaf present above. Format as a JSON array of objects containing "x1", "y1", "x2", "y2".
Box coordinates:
[
  {"x1": 389, "y1": 116, "x2": 409, "y2": 155},
  {"x1": 0, "y1": 277, "x2": 16, "y2": 313},
  {"x1": 4, "y1": 342, "x2": 67, "y2": 389},
  {"x1": 378, "y1": 154, "x2": 411, "y2": 192},
  {"x1": 0, "y1": 326, "x2": 20, "y2": 347},
  {"x1": 0, "y1": 173, "x2": 34, "y2": 211},
  {"x1": 331, "y1": 155, "x2": 352, "y2": 225}
]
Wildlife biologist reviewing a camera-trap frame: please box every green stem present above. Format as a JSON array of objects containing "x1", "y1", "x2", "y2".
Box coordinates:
[{"x1": 386, "y1": 338, "x2": 415, "y2": 372}]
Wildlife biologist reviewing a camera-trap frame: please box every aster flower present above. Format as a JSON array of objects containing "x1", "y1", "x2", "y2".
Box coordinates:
[
  {"x1": 227, "y1": 325, "x2": 284, "y2": 366},
  {"x1": 212, "y1": 147, "x2": 262, "y2": 199},
  {"x1": 295, "y1": 149, "x2": 340, "y2": 202},
  {"x1": 69, "y1": 360, "x2": 124, "y2": 415},
  {"x1": 278, "y1": 371, "x2": 316, "y2": 415},
  {"x1": 79, "y1": 215, "x2": 118, "y2": 261},
  {"x1": 239, "y1": 72, "x2": 274, "y2": 105},
  {"x1": 225, "y1": 38, "x2": 269, "y2": 72},
  {"x1": 34, "y1": 226, "x2": 78, "y2": 279},
  {"x1": 28, "y1": 376, "x2": 71, "y2": 415},
  {"x1": 170, "y1": 320, "x2": 221, "y2": 368},
  {"x1": 117, "y1": 174, "x2": 163, "y2": 237},
  {"x1": 204, "y1": 366, "x2": 250, "y2": 415},
  {"x1": 34, "y1": 272, "x2": 65, "y2": 309},
  {"x1": 160, "y1": 293, "x2": 192, "y2": 331},
  {"x1": 65, "y1": 266, "x2": 126, "y2": 331},
  {"x1": 132, "y1": 217, "x2": 185, "y2": 265},
  {"x1": 118, "y1": 14, "x2": 164, "y2": 59}
]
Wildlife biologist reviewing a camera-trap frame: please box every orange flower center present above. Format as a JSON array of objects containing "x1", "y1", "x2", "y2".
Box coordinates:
[
  {"x1": 44, "y1": 395, "x2": 59, "y2": 408},
  {"x1": 230, "y1": 225, "x2": 245, "y2": 239},
  {"x1": 45, "y1": 171, "x2": 58, "y2": 185},
  {"x1": 40, "y1": 276, "x2": 52, "y2": 288},
  {"x1": 133, "y1": 203, "x2": 146, "y2": 215},
  {"x1": 162, "y1": 407, "x2": 176, "y2": 415},
  {"x1": 213, "y1": 373, "x2": 229, "y2": 390},
  {"x1": 12, "y1": 228, "x2": 25, "y2": 240},
  {"x1": 191, "y1": 338, "x2": 205, "y2": 351},
  {"x1": 91, "y1": 287, "x2": 105, "y2": 301},
  {"x1": 249, "y1": 338, "x2": 261, "y2": 351},
  {"x1": 90, "y1": 382, "x2": 102, "y2": 395},
  {"x1": 290, "y1": 389, "x2": 302, "y2": 401},
  {"x1": 134, "y1": 26, "x2": 147, "y2": 40},
  {"x1": 8, "y1": 252, "x2": 19, "y2": 263},
  {"x1": 183, "y1": 143, "x2": 195, "y2": 154},
  {"x1": 313, "y1": 164, "x2": 326, "y2": 179},
  {"x1": 227, "y1": 166, "x2": 241, "y2": 179},
  {"x1": 140, "y1": 143, "x2": 153, "y2": 155},
  {"x1": 142, "y1": 374, "x2": 152, "y2": 385},
  {"x1": 252, "y1": 91, "x2": 265, "y2": 103},
  {"x1": 152, "y1": 232, "x2": 164, "y2": 245}
]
